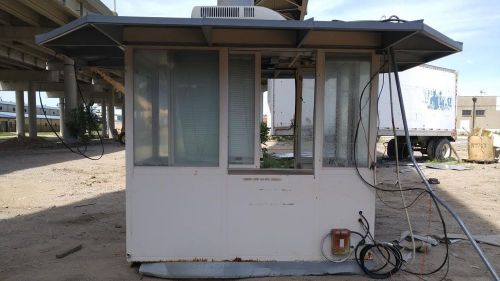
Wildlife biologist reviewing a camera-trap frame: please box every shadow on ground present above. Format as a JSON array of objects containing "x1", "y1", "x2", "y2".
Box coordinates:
[{"x1": 0, "y1": 142, "x2": 123, "y2": 175}]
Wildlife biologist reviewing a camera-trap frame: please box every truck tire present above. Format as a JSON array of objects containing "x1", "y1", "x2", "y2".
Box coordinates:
[
  {"x1": 387, "y1": 139, "x2": 396, "y2": 159},
  {"x1": 387, "y1": 138, "x2": 409, "y2": 160},
  {"x1": 118, "y1": 132, "x2": 125, "y2": 145},
  {"x1": 426, "y1": 138, "x2": 437, "y2": 160},
  {"x1": 434, "y1": 138, "x2": 452, "y2": 161}
]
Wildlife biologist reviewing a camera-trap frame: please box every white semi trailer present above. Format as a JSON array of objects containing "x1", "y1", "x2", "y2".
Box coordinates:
[{"x1": 378, "y1": 64, "x2": 458, "y2": 160}]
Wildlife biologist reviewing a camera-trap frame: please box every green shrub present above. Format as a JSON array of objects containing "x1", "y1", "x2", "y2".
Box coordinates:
[{"x1": 66, "y1": 105, "x2": 100, "y2": 142}]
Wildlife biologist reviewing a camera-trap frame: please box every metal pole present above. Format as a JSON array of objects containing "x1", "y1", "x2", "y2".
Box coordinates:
[
  {"x1": 472, "y1": 97, "x2": 477, "y2": 130},
  {"x1": 389, "y1": 48, "x2": 499, "y2": 281}
]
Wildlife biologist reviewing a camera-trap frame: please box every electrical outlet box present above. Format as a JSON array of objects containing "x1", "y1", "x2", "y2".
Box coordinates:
[{"x1": 331, "y1": 229, "x2": 350, "y2": 255}]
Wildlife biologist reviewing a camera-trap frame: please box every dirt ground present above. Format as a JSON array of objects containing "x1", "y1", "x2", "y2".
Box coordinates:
[{"x1": 0, "y1": 137, "x2": 499, "y2": 281}]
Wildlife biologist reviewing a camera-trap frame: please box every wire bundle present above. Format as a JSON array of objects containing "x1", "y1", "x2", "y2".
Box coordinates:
[
  {"x1": 38, "y1": 64, "x2": 104, "y2": 161},
  {"x1": 350, "y1": 50, "x2": 451, "y2": 280}
]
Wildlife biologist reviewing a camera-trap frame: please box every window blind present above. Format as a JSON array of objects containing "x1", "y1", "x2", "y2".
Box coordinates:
[
  {"x1": 228, "y1": 54, "x2": 255, "y2": 165},
  {"x1": 323, "y1": 55, "x2": 370, "y2": 167}
]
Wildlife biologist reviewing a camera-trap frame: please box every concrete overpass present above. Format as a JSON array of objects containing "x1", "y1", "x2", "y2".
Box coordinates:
[{"x1": 0, "y1": 0, "x2": 121, "y2": 141}]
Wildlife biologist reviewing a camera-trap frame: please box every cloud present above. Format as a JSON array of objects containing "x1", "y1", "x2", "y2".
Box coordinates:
[
  {"x1": 308, "y1": 0, "x2": 500, "y2": 40},
  {"x1": 103, "y1": 0, "x2": 215, "y2": 17}
]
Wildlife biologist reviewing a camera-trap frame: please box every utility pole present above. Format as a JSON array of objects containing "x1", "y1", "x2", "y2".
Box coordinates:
[{"x1": 472, "y1": 96, "x2": 477, "y2": 130}]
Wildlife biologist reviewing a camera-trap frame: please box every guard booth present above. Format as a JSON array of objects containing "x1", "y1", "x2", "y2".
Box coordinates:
[{"x1": 36, "y1": 2, "x2": 462, "y2": 278}]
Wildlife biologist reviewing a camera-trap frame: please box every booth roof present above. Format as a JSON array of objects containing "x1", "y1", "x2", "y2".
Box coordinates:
[{"x1": 35, "y1": 14, "x2": 462, "y2": 71}]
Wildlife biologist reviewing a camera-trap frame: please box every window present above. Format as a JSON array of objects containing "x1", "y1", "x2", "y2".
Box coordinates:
[
  {"x1": 134, "y1": 50, "x2": 219, "y2": 166},
  {"x1": 0, "y1": 106, "x2": 2, "y2": 110},
  {"x1": 259, "y1": 51, "x2": 316, "y2": 170},
  {"x1": 462, "y1": 110, "x2": 471, "y2": 116},
  {"x1": 12, "y1": 107, "x2": 15, "y2": 112},
  {"x1": 323, "y1": 54, "x2": 371, "y2": 167},
  {"x1": 297, "y1": 70, "x2": 315, "y2": 168},
  {"x1": 228, "y1": 54, "x2": 255, "y2": 165},
  {"x1": 476, "y1": 109, "x2": 485, "y2": 116}
]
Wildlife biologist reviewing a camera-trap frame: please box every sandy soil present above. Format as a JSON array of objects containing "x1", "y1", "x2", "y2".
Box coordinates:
[{"x1": 0, "y1": 137, "x2": 499, "y2": 281}]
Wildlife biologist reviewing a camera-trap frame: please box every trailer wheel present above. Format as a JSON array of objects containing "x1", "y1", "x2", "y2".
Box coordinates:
[
  {"x1": 434, "y1": 138, "x2": 452, "y2": 161},
  {"x1": 118, "y1": 132, "x2": 125, "y2": 145},
  {"x1": 387, "y1": 138, "x2": 409, "y2": 160},
  {"x1": 426, "y1": 138, "x2": 437, "y2": 160}
]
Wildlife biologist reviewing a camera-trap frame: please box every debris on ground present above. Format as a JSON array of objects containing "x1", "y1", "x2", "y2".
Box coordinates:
[
  {"x1": 434, "y1": 234, "x2": 500, "y2": 247},
  {"x1": 55, "y1": 244, "x2": 83, "y2": 259},
  {"x1": 73, "y1": 203, "x2": 96, "y2": 208},
  {"x1": 424, "y1": 163, "x2": 470, "y2": 171},
  {"x1": 400, "y1": 231, "x2": 439, "y2": 246},
  {"x1": 428, "y1": 178, "x2": 440, "y2": 184}
]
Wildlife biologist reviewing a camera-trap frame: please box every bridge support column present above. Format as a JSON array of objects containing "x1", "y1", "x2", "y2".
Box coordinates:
[
  {"x1": 28, "y1": 83, "x2": 37, "y2": 138},
  {"x1": 15, "y1": 90, "x2": 25, "y2": 137},
  {"x1": 63, "y1": 57, "x2": 77, "y2": 143}
]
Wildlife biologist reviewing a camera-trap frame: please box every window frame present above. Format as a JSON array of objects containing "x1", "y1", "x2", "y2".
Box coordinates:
[
  {"x1": 321, "y1": 52, "x2": 373, "y2": 168},
  {"x1": 132, "y1": 48, "x2": 222, "y2": 167},
  {"x1": 126, "y1": 47, "x2": 378, "y2": 175},
  {"x1": 462, "y1": 109, "x2": 472, "y2": 116},
  {"x1": 228, "y1": 51, "x2": 318, "y2": 174},
  {"x1": 475, "y1": 109, "x2": 485, "y2": 116},
  {"x1": 227, "y1": 51, "x2": 261, "y2": 169}
]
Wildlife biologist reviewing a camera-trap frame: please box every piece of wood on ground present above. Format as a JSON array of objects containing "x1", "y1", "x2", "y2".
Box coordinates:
[
  {"x1": 435, "y1": 234, "x2": 500, "y2": 247},
  {"x1": 56, "y1": 244, "x2": 83, "y2": 259},
  {"x1": 73, "y1": 203, "x2": 96, "y2": 208}
]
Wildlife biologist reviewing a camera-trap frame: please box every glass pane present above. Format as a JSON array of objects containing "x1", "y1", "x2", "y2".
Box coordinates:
[
  {"x1": 264, "y1": 78, "x2": 296, "y2": 169},
  {"x1": 172, "y1": 52, "x2": 219, "y2": 166},
  {"x1": 298, "y1": 70, "x2": 315, "y2": 168},
  {"x1": 133, "y1": 50, "x2": 169, "y2": 165},
  {"x1": 133, "y1": 50, "x2": 219, "y2": 166},
  {"x1": 323, "y1": 55, "x2": 371, "y2": 167},
  {"x1": 228, "y1": 54, "x2": 255, "y2": 165}
]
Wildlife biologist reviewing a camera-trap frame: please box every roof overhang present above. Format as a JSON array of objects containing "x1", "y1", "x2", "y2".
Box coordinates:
[{"x1": 35, "y1": 14, "x2": 463, "y2": 71}]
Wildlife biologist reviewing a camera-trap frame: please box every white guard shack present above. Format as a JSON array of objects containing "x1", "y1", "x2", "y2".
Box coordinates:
[{"x1": 36, "y1": 1, "x2": 462, "y2": 278}]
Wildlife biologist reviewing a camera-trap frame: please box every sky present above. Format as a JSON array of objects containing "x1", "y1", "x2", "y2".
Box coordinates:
[{"x1": 1, "y1": 0, "x2": 499, "y2": 106}]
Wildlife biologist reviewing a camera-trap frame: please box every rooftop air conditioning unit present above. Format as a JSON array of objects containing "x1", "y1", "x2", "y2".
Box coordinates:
[{"x1": 192, "y1": 0, "x2": 285, "y2": 20}]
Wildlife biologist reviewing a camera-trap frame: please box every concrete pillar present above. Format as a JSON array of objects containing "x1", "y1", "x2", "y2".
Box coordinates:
[
  {"x1": 101, "y1": 99, "x2": 108, "y2": 138},
  {"x1": 63, "y1": 57, "x2": 78, "y2": 142},
  {"x1": 28, "y1": 83, "x2": 37, "y2": 138},
  {"x1": 108, "y1": 93, "x2": 115, "y2": 137},
  {"x1": 15, "y1": 90, "x2": 25, "y2": 137},
  {"x1": 121, "y1": 102, "x2": 125, "y2": 132},
  {"x1": 58, "y1": 98, "x2": 64, "y2": 136}
]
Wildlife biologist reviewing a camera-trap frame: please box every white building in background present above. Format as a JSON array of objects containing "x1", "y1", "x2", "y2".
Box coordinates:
[{"x1": 0, "y1": 100, "x2": 60, "y2": 133}]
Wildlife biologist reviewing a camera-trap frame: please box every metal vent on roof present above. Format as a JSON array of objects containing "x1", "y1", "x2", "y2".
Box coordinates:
[
  {"x1": 243, "y1": 7, "x2": 254, "y2": 17},
  {"x1": 201, "y1": 6, "x2": 240, "y2": 18},
  {"x1": 192, "y1": 6, "x2": 285, "y2": 20}
]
